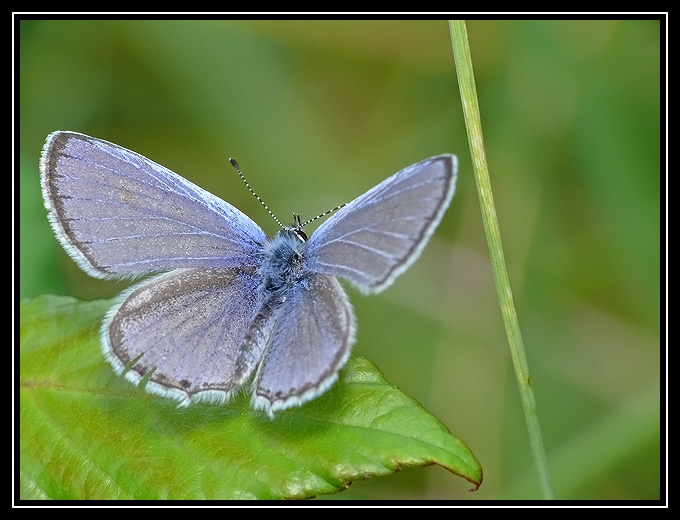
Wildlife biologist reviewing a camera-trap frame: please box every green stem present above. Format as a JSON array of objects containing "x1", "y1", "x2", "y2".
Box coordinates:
[{"x1": 448, "y1": 20, "x2": 555, "y2": 500}]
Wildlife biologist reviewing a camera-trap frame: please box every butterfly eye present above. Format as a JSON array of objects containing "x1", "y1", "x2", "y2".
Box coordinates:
[{"x1": 293, "y1": 229, "x2": 308, "y2": 242}]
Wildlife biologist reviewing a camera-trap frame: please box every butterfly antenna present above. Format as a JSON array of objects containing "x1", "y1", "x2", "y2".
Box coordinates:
[
  {"x1": 229, "y1": 158, "x2": 285, "y2": 229},
  {"x1": 300, "y1": 202, "x2": 348, "y2": 228}
]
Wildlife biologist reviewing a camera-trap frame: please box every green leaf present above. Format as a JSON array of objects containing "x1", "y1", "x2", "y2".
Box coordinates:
[{"x1": 19, "y1": 295, "x2": 482, "y2": 500}]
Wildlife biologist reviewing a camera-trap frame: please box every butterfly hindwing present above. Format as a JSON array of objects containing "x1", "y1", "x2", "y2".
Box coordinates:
[
  {"x1": 102, "y1": 267, "x2": 260, "y2": 406},
  {"x1": 252, "y1": 273, "x2": 355, "y2": 417}
]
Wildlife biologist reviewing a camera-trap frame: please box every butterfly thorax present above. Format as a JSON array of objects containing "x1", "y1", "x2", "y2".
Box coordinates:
[{"x1": 258, "y1": 228, "x2": 307, "y2": 297}]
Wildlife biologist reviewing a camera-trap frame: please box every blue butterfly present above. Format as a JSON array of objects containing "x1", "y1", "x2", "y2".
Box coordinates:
[{"x1": 40, "y1": 131, "x2": 457, "y2": 417}]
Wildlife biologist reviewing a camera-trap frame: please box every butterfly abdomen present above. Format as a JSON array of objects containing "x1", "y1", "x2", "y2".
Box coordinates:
[{"x1": 233, "y1": 228, "x2": 309, "y2": 385}]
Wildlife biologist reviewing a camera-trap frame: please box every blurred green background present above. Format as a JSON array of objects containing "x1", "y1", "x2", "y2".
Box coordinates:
[{"x1": 19, "y1": 20, "x2": 661, "y2": 500}]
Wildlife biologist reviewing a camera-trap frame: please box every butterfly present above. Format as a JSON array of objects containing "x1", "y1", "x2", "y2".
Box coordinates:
[{"x1": 40, "y1": 131, "x2": 457, "y2": 417}]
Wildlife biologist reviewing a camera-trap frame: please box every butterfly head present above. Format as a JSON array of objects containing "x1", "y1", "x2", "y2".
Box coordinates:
[{"x1": 284, "y1": 213, "x2": 308, "y2": 243}]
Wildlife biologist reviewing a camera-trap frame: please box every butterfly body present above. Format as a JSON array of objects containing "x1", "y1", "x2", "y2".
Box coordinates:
[{"x1": 40, "y1": 131, "x2": 457, "y2": 417}]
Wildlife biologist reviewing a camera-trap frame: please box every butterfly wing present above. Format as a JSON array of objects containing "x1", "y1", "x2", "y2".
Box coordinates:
[
  {"x1": 40, "y1": 131, "x2": 267, "y2": 278},
  {"x1": 102, "y1": 267, "x2": 260, "y2": 406},
  {"x1": 305, "y1": 154, "x2": 457, "y2": 293},
  {"x1": 251, "y1": 273, "x2": 355, "y2": 418}
]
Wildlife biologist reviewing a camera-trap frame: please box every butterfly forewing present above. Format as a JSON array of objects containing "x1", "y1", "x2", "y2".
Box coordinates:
[
  {"x1": 305, "y1": 154, "x2": 457, "y2": 293},
  {"x1": 40, "y1": 131, "x2": 267, "y2": 278},
  {"x1": 103, "y1": 267, "x2": 260, "y2": 406}
]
